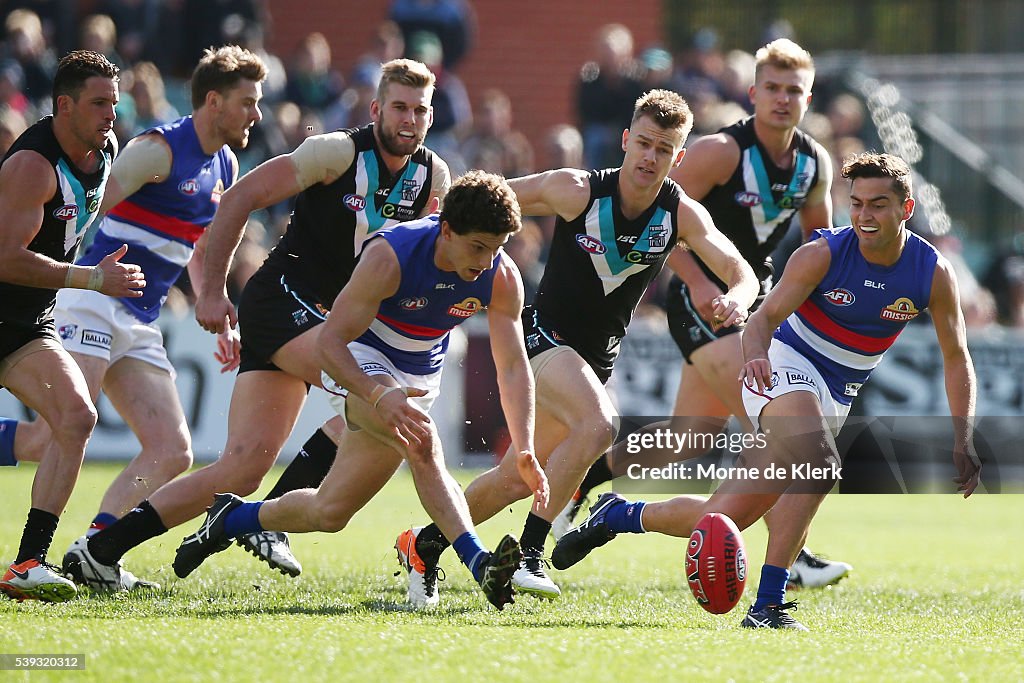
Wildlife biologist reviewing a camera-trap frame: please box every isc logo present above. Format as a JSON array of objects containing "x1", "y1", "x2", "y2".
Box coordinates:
[
  {"x1": 575, "y1": 234, "x2": 606, "y2": 255},
  {"x1": 823, "y1": 288, "x2": 855, "y2": 306},
  {"x1": 178, "y1": 178, "x2": 200, "y2": 195},
  {"x1": 53, "y1": 204, "x2": 79, "y2": 220},
  {"x1": 734, "y1": 191, "x2": 762, "y2": 207},
  {"x1": 343, "y1": 193, "x2": 366, "y2": 212}
]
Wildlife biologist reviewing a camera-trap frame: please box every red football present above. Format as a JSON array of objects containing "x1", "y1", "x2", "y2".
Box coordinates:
[{"x1": 685, "y1": 512, "x2": 747, "y2": 614}]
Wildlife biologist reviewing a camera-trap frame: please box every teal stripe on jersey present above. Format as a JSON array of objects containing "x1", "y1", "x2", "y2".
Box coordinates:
[
  {"x1": 746, "y1": 146, "x2": 781, "y2": 222},
  {"x1": 788, "y1": 152, "x2": 811, "y2": 195},
  {"x1": 360, "y1": 150, "x2": 386, "y2": 233},
  {"x1": 56, "y1": 158, "x2": 90, "y2": 235}
]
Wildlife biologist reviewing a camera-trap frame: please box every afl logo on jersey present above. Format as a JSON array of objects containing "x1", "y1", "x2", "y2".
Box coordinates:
[
  {"x1": 823, "y1": 288, "x2": 855, "y2": 306},
  {"x1": 178, "y1": 179, "x2": 200, "y2": 196},
  {"x1": 400, "y1": 297, "x2": 428, "y2": 311},
  {"x1": 880, "y1": 297, "x2": 920, "y2": 322},
  {"x1": 575, "y1": 234, "x2": 606, "y2": 255},
  {"x1": 448, "y1": 297, "x2": 482, "y2": 319},
  {"x1": 344, "y1": 194, "x2": 366, "y2": 212},
  {"x1": 734, "y1": 191, "x2": 762, "y2": 207},
  {"x1": 53, "y1": 204, "x2": 79, "y2": 220}
]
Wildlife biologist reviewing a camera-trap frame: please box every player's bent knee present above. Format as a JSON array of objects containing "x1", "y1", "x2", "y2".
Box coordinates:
[
  {"x1": 52, "y1": 401, "x2": 98, "y2": 448},
  {"x1": 314, "y1": 504, "x2": 352, "y2": 533}
]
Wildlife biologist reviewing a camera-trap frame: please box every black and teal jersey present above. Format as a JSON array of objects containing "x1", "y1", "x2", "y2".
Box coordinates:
[
  {"x1": 698, "y1": 115, "x2": 823, "y2": 283},
  {"x1": 532, "y1": 168, "x2": 681, "y2": 375},
  {"x1": 266, "y1": 124, "x2": 438, "y2": 306},
  {"x1": 0, "y1": 116, "x2": 112, "y2": 325}
]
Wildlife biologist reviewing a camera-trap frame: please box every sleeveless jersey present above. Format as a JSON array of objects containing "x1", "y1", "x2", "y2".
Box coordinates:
[
  {"x1": 0, "y1": 116, "x2": 113, "y2": 325},
  {"x1": 698, "y1": 116, "x2": 822, "y2": 283},
  {"x1": 266, "y1": 124, "x2": 438, "y2": 306},
  {"x1": 532, "y1": 168, "x2": 681, "y2": 374},
  {"x1": 774, "y1": 226, "x2": 939, "y2": 404},
  {"x1": 354, "y1": 215, "x2": 501, "y2": 375},
  {"x1": 77, "y1": 116, "x2": 234, "y2": 322}
]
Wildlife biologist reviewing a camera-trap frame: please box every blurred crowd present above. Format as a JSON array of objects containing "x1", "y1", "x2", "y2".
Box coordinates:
[{"x1": 1, "y1": 3, "x2": 1020, "y2": 330}]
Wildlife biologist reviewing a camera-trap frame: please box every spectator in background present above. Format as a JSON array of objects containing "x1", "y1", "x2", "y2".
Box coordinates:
[
  {"x1": 285, "y1": 32, "x2": 344, "y2": 110},
  {"x1": 79, "y1": 14, "x2": 126, "y2": 70},
  {"x1": 2, "y1": 9, "x2": 57, "y2": 108},
  {"x1": 0, "y1": 59, "x2": 31, "y2": 118},
  {"x1": 545, "y1": 123, "x2": 583, "y2": 169},
  {"x1": 130, "y1": 61, "x2": 180, "y2": 134},
  {"x1": 390, "y1": 0, "x2": 475, "y2": 70},
  {"x1": 352, "y1": 20, "x2": 405, "y2": 88},
  {"x1": 460, "y1": 88, "x2": 534, "y2": 177},
  {"x1": 407, "y1": 30, "x2": 470, "y2": 173},
  {"x1": 576, "y1": 23, "x2": 646, "y2": 169},
  {"x1": 720, "y1": 49, "x2": 756, "y2": 113},
  {"x1": 640, "y1": 46, "x2": 674, "y2": 91},
  {"x1": 0, "y1": 107, "x2": 27, "y2": 156},
  {"x1": 984, "y1": 250, "x2": 1024, "y2": 328},
  {"x1": 97, "y1": 0, "x2": 161, "y2": 66},
  {"x1": 671, "y1": 27, "x2": 727, "y2": 106}
]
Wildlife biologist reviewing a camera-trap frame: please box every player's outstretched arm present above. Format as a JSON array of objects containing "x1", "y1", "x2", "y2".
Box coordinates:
[
  {"x1": 928, "y1": 255, "x2": 980, "y2": 497},
  {"x1": 739, "y1": 239, "x2": 830, "y2": 392},
  {"x1": 487, "y1": 257, "x2": 547, "y2": 508},
  {"x1": 676, "y1": 198, "x2": 759, "y2": 327},
  {"x1": 197, "y1": 133, "x2": 357, "y2": 334},
  {"x1": 508, "y1": 168, "x2": 590, "y2": 220}
]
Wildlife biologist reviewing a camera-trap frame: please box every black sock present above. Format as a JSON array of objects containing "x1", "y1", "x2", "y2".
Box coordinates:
[
  {"x1": 263, "y1": 429, "x2": 337, "y2": 500},
  {"x1": 415, "y1": 523, "x2": 450, "y2": 567},
  {"x1": 520, "y1": 512, "x2": 551, "y2": 554},
  {"x1": 15, "y1": 508, "x2": 60, "y2": 563},
  {"x1": 87, "y1": 500, "x2": 168, "y2": 566},
  {"x1": 579, "y1": 454, "x2": 614, "y2": 497}
]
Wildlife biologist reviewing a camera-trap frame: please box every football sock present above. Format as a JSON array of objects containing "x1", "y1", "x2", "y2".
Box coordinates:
[
  {"x1": 87, "y1": 512, "x2": 119, "y2": 537},
  {"x1": 604, "y1": 499, "x2": 646, "y2": 534},
  {"x1": 88, "y1": 500, "x2": 167, "y2": 566},
  {"x1": 223, "y1": 501, "x2": 265, "y2": 538},
  {"x1": 520, "y1": 512, "x2": 551, "y2": 553},
  {"x1": 752, "y1": 564, "x2": 790, "y2": 611},
  {"x1": 415, "y1": 523, "x2": 450, "y2": 566},
  {"x1": 15, "y1": 508, "x2": 60, "y2": 563},
  {"x1": 264, "y1": 428, "x2": 336, "y2": 500},
  {"x1": 452, "y1": 531, "x2": 488, "y2": 582},
  {"x1": 578, "y1": 454, "x2": 614, "y2": 497},
  {"x1": 0, "y1": 418, "x2": 18, "y2": 466}
]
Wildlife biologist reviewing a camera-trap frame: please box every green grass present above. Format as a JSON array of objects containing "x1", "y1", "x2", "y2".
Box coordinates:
[{"x1": 2, "y1": 463, "x2": 1022, "y2": 682}]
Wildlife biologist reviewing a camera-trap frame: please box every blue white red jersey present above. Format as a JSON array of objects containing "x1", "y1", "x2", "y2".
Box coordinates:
[
  {"x1": 774, "y1": 226, "x2": 939, "y2": 404},
  {"x1": 76, "y1": 116, "x2": 234, "y2": 322},
  {"x1": 355, "y1": 215, "x2": 502, "y2": 375}
]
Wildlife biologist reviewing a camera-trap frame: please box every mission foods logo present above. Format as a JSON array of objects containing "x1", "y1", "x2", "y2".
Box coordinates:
[
  {"x1": 343, "y1": 194, "x2": 366, "y2": 212},
  {"x1": 880, "y1": 297, "x2": 920, "y2": 322},
  {"x1": 448, "y1": 297, "x2": 482, "y2": 319},
  {"x1": 575, "y1": 234, "x2": 606, "y2": 255},
  {"x1": 53, "y1": 204, "x2": 79, "y2": 220}
]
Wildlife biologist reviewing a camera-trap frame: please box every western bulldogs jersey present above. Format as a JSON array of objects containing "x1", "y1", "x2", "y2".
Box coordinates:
[
  {"x1": 0, "y1": 116, "x2": 113, "y2": 325},
  {"x1": 699, "y1": 116, "x2": 822, "y2": 283},
  {"x1": 77, "y1": 116, "x2": 234, "y2": 322},
  {"x1": 266, "y1": 124, "x2": 438, "y2": 306},
  {"x1": 532, "y1": 169, "x2": 680, "y2": 375},
  {"x1": 774, "y1": 226, "x2": 939, "y2": 404},
  {"x1": 355, "y1": 216, "x2": 501, "y2": 375}
]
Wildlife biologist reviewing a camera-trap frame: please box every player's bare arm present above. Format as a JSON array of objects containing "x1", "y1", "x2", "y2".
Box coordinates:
[
  {"x1": 927, "y1": 255, "x2": 980, "y2": 496},
  {"x1": 669, "y1": 132, "x2": 739, "y2": 202},
  {"x1": 0, "y1": 151, "x2": 143, "y2": 297},
  {"x1": 196, "y1": 132, "x2": 357, "y2": 333},
  {"x1": 486, "y1": 256, "x2": 547, "y2": 507},
  {"x1": 739, "y1": 239, "x2": 830, "y2": 392},
  {"x1": 422, "y1": 156, "x2": 452, "y2": 216},
  {"x1": 676, "y1": 196, "x2": 759, "y2": 326},
  {"x1": 318, "y1": 238, "x2": 429, "y2": 446},
  {"x1": 98, "y1": 133, "x2": 173, "y2": 213},
  {"x1": 796, "y1": 140, "x2": 835, "y2": 241},
  {"x1": 508, "y1": 168, "x2": 591, "y2": 220}
]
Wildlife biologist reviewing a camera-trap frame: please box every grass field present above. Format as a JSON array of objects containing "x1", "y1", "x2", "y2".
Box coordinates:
[{"x1": 1, "y1": 463, "x2": 1022, "y2": 682}]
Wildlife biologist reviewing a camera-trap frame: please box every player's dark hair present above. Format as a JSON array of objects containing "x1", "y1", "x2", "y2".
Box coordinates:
[
  {"x1": 440, "y1": 170, "x2": 521, "y2": 237},
  {"x1": 841, "y1": 151, "x2": 913, "y2": 201},
  {"x1": 191, "y1": 45, "x2": 267, "y2": 109},
  {"x1": 631, "y1": 89, "x2": 693, "y2": 142},
  {"x1": 52, "y1": 50, "x2": 119, "y2": 112}
]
